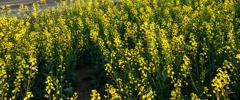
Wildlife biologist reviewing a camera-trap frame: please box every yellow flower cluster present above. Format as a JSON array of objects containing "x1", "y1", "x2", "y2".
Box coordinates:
[
  {"x1": 0, "y1": 59, "x2": 9, "y2": 99},
  {"x1": 190, "y1": 93, "x2": 200, "y2": 100},
  {"x1": 211, "y1": 60, "x2": 235, "y2": 99},
  {"x1": 180, "y1": 55, "x2": 191, "y2": 78},
  {"x1": 170, "y1": 79, "x2": 182, "y2": 100},
  {"x1": 211, "y1": 68, "x2": 231, "y2": 99},
  {"x1": 105, "y1": 84, "x2": 122, "y2": 100},
  {"x1": 23, "y1": 91, "x2": 33, "y2": 100},
  {"x1": 91, "y1": 90, "x2": 101, "y2": 100}
]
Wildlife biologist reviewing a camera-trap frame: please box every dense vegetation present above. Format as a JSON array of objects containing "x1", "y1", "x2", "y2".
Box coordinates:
[{"x1": 0, "y1": 0, "x2": 240, "y2": 99}]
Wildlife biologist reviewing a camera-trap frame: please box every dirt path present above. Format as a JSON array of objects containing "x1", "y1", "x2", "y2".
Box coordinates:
[{"x1": 74, "y1": 64, "x2": 91, "y2": 100}]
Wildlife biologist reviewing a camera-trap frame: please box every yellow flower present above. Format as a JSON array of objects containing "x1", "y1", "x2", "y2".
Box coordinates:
[
  {"x1": 23, "y1": 91, "x2": 33, "y2": 100},
  {"x1": 211, "y1": 68, "x2": 231, "y2": 98},
  {"x1": 105, "y1": 84, "x2": 121, "y2": 100},
  {"x1": 190, "y1": 93, "x2": 200, "y2": 100},
  {"x1": 236, "y1": 54, "x2": 240, "y2": 60},
  {"x1": 91, "y1": 89, "x2": 101, "y2": 100}
]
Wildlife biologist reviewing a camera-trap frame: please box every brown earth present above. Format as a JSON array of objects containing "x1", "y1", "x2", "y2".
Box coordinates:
[{"x1": 74, "y1": 64, "x2": 92, "y2": 100}]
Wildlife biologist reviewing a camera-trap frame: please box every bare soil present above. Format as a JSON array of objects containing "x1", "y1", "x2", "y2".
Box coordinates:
[{"x1": 74, "y1": 64, "x2": 91, "y2": 100}]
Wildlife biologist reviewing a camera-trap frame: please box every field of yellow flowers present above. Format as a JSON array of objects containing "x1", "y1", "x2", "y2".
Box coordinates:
[{"x1": 0, "y1": 0, "x2": 240, "y2": 99}]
